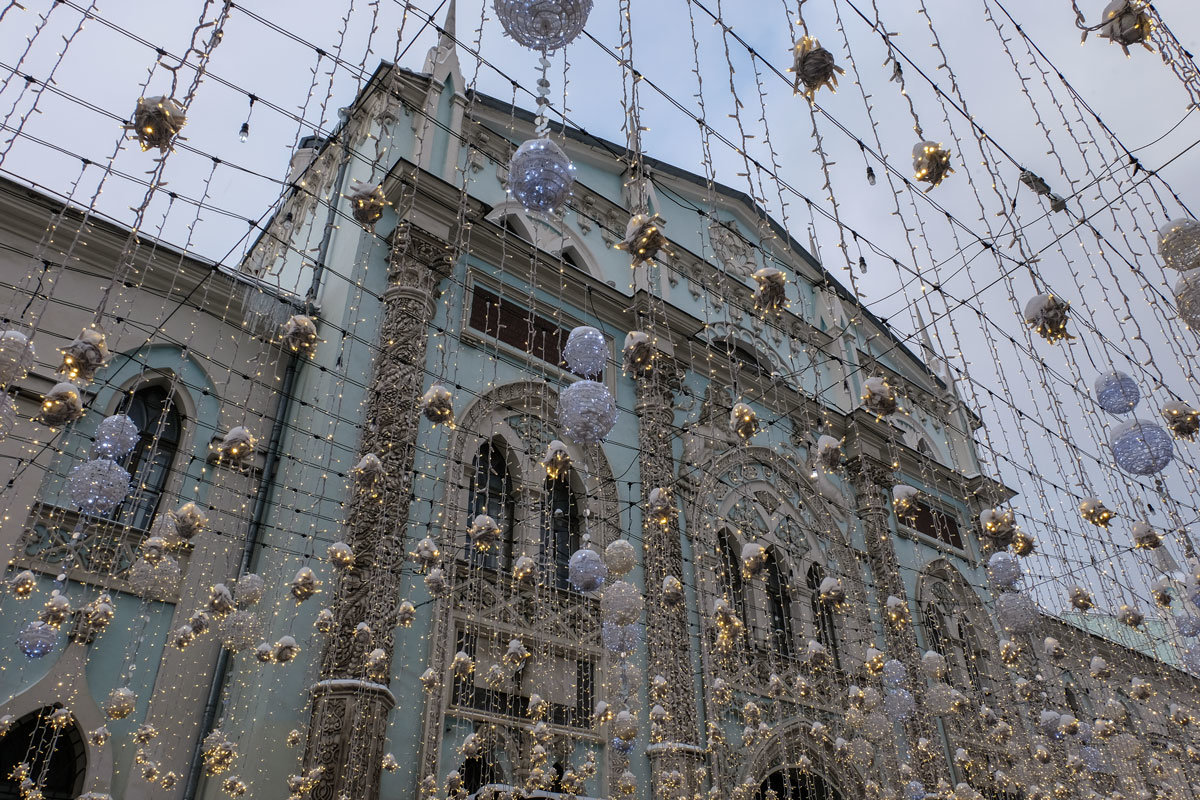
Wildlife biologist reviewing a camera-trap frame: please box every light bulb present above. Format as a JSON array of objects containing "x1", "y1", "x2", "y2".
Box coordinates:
[{"x1": 239, "y1": 122, "x2": 249, "y2": 143}]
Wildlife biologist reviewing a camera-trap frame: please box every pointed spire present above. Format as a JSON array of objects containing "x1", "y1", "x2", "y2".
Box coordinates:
[
  {"x1": 441, "y1": 0, "x2": 457, "y2": 47},
  {"x1": 424, "y1": 0, "x2": 458, "y2": 73}
]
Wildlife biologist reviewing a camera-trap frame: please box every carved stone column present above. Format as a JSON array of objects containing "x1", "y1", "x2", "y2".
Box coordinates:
[
  {"x1": 632, "y1": 345, "x2": 704, "y2": 796},
  {"x1": 846, "y1": 456, "x2": 949, "y2": 783},
  {"x1": 304, "y1": 224, "x2": 451, "y2": 800}
]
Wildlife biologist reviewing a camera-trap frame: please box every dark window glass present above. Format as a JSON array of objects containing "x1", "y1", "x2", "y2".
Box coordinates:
[
  {"x1": 112, "y1": 386, "x2": 181, "y2": 531},
  {"x1": 807, "y1": 563, "x2": 842, "y2": 671},
  {"x1": 764, "y1": 549, "x2": 792, "y2": 659},
  {"x1": 718, "y1": 529, "x2": 748, "y2": 626},
  {"x1": 905, "y1": 500, "x2": 964, "y2": 550},
  {"x1": 466, "y1": 442, "x2": 515, "y2": 570},
  {"x1": 543, "y1": 473, "x2": 580, "y2": 590},
  {"x1": 757, "y1": 768, "x2": 842, "y2": 800},
  {"x1": 468, "y1": 286, "x2": 585, "y2": 374}
]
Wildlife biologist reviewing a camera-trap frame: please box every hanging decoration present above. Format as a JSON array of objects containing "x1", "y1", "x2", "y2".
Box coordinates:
[
  {"x1": 1093, "y1": 371, "x2": 1140, "y2": 414},
  {"x1": 59, "y1": 327, "x2": 110, "y2": 382},
  {"x1": 126, "y1": 95, "x2": 187, "y2": 152},
  {"x1": 508, "y1": 136, "x2": 574, "y2": 216},
  {"x1": 0, "y1": 329, "x2": 35, "y2": 384},
  {"x1": 912, "y1": 141, "x2": 953, "y2": 189},
  {"x1": 791, "y1": 36, "x2": 843, "y2": 99},
  {"x1": 40, "y1": 382, "x2": 84, "y2": 427},
  {"x1": 1023, "y1": 293, "x2": 1075, "y2": 343},
  {"x1": 1109, "y1": 418, "x2": 1174, "y2": 475},
  {"x1": 752, "y1": 267, "x2": 788, "y2": 314},
  {"x1": 348, "y1": 181, "x2": 389, "y2": 229},
  {"x1": 730, "y1": 402, "x2": 759, "y2": 440},
  {"x1": 621, "y1": 331, "x2": 653, "y2": 375},
  {"x1": 419, "y1": 384, "x2": 456, "y2": 427},
  {"x1": 563, "y1": 326, "x2": 607, "y2": 377},
  {"x1": 559, "y1": 379, "x2": 617, "y2": 442},
  {"x1": 493, "y1": 0, "x2": 593, "y2": 51},
  {"x1": 1162, "y1": 401, "x2": 1200, "y2": 440},
  {"x1": 280, "y1": 314, "x2": 320, "y2": 353},
  {"x1": 616, "y1": 213, "x2": 671, "y2": 267}
]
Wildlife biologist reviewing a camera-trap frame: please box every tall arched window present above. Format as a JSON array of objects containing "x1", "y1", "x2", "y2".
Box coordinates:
[
  {"x1": 0, "y1": 706, "x2": 86, "y2": 800},
  {"x1": 923, "y1": 583, "x2": 990, "y2": 696},
  {"x1": 806, "y1": 563, "x2": 841, "y2": 671},
  {"x1": 764, "y1": 548, "x2": 792, "y2": 660},
  {"x1": 543, "y1": 472, "x2": 580, "y2": 589},
  {"x1": 115, "y1": 385, "x2": 181, "y2": 530},
  {"x1": 467, "y1": 441, "x2": 516, "y2": 570},
  {"x1": 718, "y1": 528, "x2": 749, "y2": 625}
]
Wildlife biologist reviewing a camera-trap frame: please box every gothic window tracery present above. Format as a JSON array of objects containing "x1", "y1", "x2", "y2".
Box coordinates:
[
  {"x1": 763, "y1": 547, "x2": 793, "y2": 660},
  {"x1": 543, "y1": 470, "x2": 582, "y2": 590},
  {"x1": 806, "y1": 563, "x2": 842, "y2": 672}
]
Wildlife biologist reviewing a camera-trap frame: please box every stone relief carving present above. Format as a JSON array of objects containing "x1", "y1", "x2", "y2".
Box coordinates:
[{"x1": 708, "y1": 220, "x2": 755, "y2": 278}]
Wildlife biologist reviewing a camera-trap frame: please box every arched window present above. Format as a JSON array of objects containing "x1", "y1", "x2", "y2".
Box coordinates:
[
  {"x1": 764, "y1": 548, "x2": 792, "y2": 660},
  {"x1": 806, "y1": 563, "x2": 841, "y2": 671},
  {"x1": 114, "y1": 385, "x2": 181, "y2": 530},
  {"x1": 757, "y1": 768, "x2": 843, "y2": 800},
  {"x1": 0, "y1": 706, "x2": 86, "y2": 800},
  {"x1": 543, "y1": 472, "x2": 580, "y2": 589},
  {"x1": 718, "y1": 528, "x2": 749, "y2": 625},
  {"x1": 461, "y1": 748, "x2": 504, "y2": 796},
  {"x1": 467, "y1": 441, "x2": 516, "y2": 570},
  {"x1": 923, "y1": 583, "x2": 991, "y2": 696}
]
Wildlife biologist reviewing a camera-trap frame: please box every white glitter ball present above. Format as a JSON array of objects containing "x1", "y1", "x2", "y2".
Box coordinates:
[
  {"x1": 559, "y1": 379, "x2": 617, "y2": 443},
  {"x1": 1093, "y1": 371, "x2": 1140, "y2": 415},
  {"x1": 568, "y1": 548, "x2": 606, "y2": 592},
  {"x1": 68, "y1": 458, "x2": 131, "y2": 514},
  {"x1": 1110, "y1": 419, "x2": 1174, "y2": 475},
  {"x1": 601, "y1": 580, "x2": 644, "y2": 625},
  {"x1": 93, "y1": 414, "x2": 140, "y2": 459},
  {"x1": 562, "y1": 326, "x2": 606, "y2": 378},
  {"x1": 508, "y1": 137, "x2": 574, "y2": 215}
]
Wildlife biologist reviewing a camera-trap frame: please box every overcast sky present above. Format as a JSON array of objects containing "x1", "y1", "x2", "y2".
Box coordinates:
[{"x1": 2, "y1": 0, "x2": 1200, "y2": 630}]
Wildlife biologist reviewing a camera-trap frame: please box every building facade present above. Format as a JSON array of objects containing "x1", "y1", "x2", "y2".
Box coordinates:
[{"x1": 1, "y1": 14, "x2": 1199, "y2": 800}]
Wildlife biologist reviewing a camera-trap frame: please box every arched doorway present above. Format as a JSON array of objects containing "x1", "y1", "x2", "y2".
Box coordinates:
[
  {"x1": 0, "y1": 706, "x2": 87, "y2": 800},
  {"x1": 757, "y1": 769, "x2": 842, "y2": 800}
]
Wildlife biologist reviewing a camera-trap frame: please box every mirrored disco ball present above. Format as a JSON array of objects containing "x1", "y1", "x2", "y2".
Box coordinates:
[
  {"x1": 563, "y1": 326, "x2": 606, "y2": 377},
  {"x1": 508, "y1": 138, "x2": 574, "y2": 215},
  {"x1": 493, "y1": 0, "x2": 593, "y2": 51},
  {"x1": 1109, "y1": 419, "x2": 1174, "y2": 475},
  {"x1": 568, "y1": 547, "x2": 607, "y2": 592},
  {"x1": 1158, "y1": 218, "x2": 1200, "y2": 271},
  {"x1": 93, "y1": 414, "x2": 140, "y2": 459},
  {"x1": 17, "y1": 620, "x2": 58, "y2": 659},
  {"x1": 1093, "y1": 371, "x2": 1140, "y2": 415},
  {"x1": 559, "y1": 379, "x2": 617, "y2": 443},
  {"x1": 1175, "y1": 269, "x2": 1200, "y2": 329},
  {"x1": 602, "y1": 621, "x2": 642, "y2": 655},
  {"x1": 68, "y1": 458, "x2": 131, "y2": 514}
]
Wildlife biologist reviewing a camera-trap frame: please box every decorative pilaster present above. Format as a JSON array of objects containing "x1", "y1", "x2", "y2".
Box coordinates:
[
  {"x1": 846, "y1": 456, "x2": 949, "y2": 784},
  {"x1": 304, "y1": 224, "x2": 452, "y2": 800},
  {"x1": 632, "y1": 343, "x2": 703, "y2": 797}
]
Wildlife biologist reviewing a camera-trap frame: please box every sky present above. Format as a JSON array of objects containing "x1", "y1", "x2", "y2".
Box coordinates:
[{"x1": 2, "y1": 0, "x2": 1200, "y2": 634}]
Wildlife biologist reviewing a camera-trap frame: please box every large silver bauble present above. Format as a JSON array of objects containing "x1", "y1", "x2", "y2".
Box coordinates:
[
  {"x1": 493, "y1": 0, "x2": 593, "y2": 51},
  {"x1": 508, "y1": 137, "x2": 573, "y2": 215}
]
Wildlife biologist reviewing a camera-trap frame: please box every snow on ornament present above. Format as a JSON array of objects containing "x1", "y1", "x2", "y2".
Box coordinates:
[
  {"x1": 1163, "y1": 401, "x2": 1200, "y2": 441},
  {"x1": 741, "y1": 542, "x2": 769, "y2": 579},
  {"x1": 1110, "y1": 419, "x2": 1174, "y2": 475},
  {"x1": 207, "y1": 584, "x2": 235, "y2": 616},
  {"x1": 1069, "y1": 585, "x2": 1095, "y2": 612},
  {"x1": 1158, "y1": 219, "x2": 1200, "y2": 271},
  {"x1": 174, "y1": 502, "x2": 206, "y2": 541},
  {"x1": 508, "y1": 137, "x2": 574, "y2": 215},
  {"x1": 861, "y1": 376, "x2": 899, "y2": 419},
  {"x1": 39, "y1": 590, "x2": 70, "y2": 628},
  {"x1": 605, "y1": 539, "x2": 636, "y2": 577},
  {"x1": 84, "y1": 594, "x2": 114, "y2": 632},
  {"x1": 602, "y1": 580, "x2": 643, "y2": 625},
  {"x1": 273, "y1": 636, "x2": 300, "y2": 663},
  {"x1": 40, "y1": 382, "x2": 83, "y2": 427},
  {"x1": 885, "y1": 595, "x2": 910, "y2": 626},
  {"x1": 913, "y1": 141, "x2": 953, "y2": 189},
  {"x1": 396, "y1": 600, "x2": 416, "y2": 627},
  {"x1": 59, "y1": 327, "x2": 109, "y2": 383},
  {"x1": 987, "y1": 552, "x2": 1022, "y2": 591},
  {"x1": 921, "y1": 650, "x2": 947, "y2": 679},
  {"x1": 814, "y1": 435, "x2": 842, "y2": 471},
  {"x1": 9, "y1": 569, "x2": 35, "y2": 599},
  {"x1": 347, "y1": 181, "x2": 388, "y2": 229},
  {"x1": 1094, "y1": 371, "x2": 1140, "y2": 415},
  {"x1": 752, "y1": 267, "x2": 787, "y2": 314},
  {"x1": 468, "y1": 514, "x2": 502, "y2": 551},
  {"x1": 412, "y1": 536, "x2": 440, "y2": 569},
  {"x1": 1132, "y1": 521, "x2": 1163, "y2": 549},
  {"x1": 280, "y1": 314, "x2": 319, "y2": 353},
  {"x1": 541, "y1": 440, "x2": 571, "y2": 479},
  {"x1": 127, "y1": 95, "x2": 186, "y2": 152},
  {"x1": 1080, "y1": 497, "x2": 1115, "y2": 528},
  {"x1": 730, "y1": 402, "x2": 759, "y2": 440},
  {"x1": 512, "y1": 554, "x2": 536, "y2": 583},
  {"x1": 563, "y1": 326, "x2": 606, "y2": 378},
  {"x1": 0, "y1": 329, "x2": 35, "y2": 384},
  {"x1": 290, "y1": 567, "x2": 320, "y2": 602},
  {"x1": 893, "y1": 484, "x2": 920, "y2": 525},
  {"x1": 104, "y1": 686, "x2": 137, "y2": 719},
  {"x1": 1043, "y1": 637, "x2": 1064, "y2": 661},
  {"x1": 818, "y1": 575, "x2": 847, "y2": 608},
  {"x1": 16, "y1": 620, "x2": 57, "y2": 659},
  {"x1": 352, "y1": 453, "x2": 385, "y2": 491},
  {"x1": 493, "y1": 0, "x2": 593, "y2": 51},
  {"x1": 560, "y1": 379, "x2": 617, "y2": 443},
  {"x1": 621, "y1": 331, "x2": 654, "y2": 375},
  {"x1": 420, "y1": 384, "x2": 455, "y2": 427},
  {"x1": 616, "y1": 213, "x2": 670, "y2": 267},
  {"x1": 425, "y1": 567, "x2": 449, "y2": 597},
  {"x1": 217, "y1": 426, "x2": 256, "y2": 467},
  {"x1": 1024, "y1": 293, "x2": 1074, "y2": 343},
  {"x1": 1118, "y1": 604, "x2": 1145, "y2": 628},
  {"x1": 791, "y1": 36, "x2": 844, "y2": 98},
  {"x1": 662, "y1": 574, "x2": 684, "y2": 606},
  {"x1": 1152, "y1": 576, "x2": 1173, "y2": 608},
  {"x1": 980, "y1": 507, "x2": 1017, "y2": 548},
  {"x1": 327, "y1": 541, "x2": 355, "y2": 570},
  {"x1": 636, "y1": 488, "x2": 672, "y2": 530}
]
